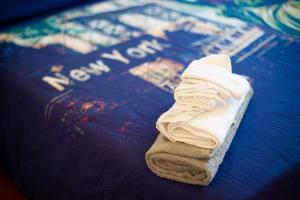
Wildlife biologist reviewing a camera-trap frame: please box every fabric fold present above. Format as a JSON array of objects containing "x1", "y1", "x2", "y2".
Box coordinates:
[
  {"x1": 157, "y1": 75, "x2": 250, "y2": 149},
  {"x1": 146, "y1": 87, "x2": 253, "y2": 185},
  {"x1": 175, "y1": 54, "x2": 244, "y2": 112}
]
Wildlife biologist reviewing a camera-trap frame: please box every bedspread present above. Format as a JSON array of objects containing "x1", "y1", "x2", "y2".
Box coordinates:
[{"x1": 0, "y1": 1, "x2": 299, "y2": 199}]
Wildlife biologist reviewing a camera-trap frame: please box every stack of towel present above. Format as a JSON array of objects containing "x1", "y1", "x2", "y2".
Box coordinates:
[{"x1": 145, "y1": 54, "x2": 253, "y2": 185}]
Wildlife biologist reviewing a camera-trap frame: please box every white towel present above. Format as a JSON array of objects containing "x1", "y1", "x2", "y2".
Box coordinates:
[
  {"x1": 156, "y1": 75, "x2": 250, "y2": 149},
  {"x1": 174, "y1": 54, "x2": 244, "y2": 112}
]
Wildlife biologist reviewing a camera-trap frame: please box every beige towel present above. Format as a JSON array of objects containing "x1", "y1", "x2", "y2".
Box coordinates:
[
  {"x1": 157, "y1": 75, "x2": 250, "y2": 149},
  {"x1": 180, "y1": 54, "x2": 244, "y2": 100},
  {"x1": 174, "y1": 80, "x2": 231, "y2": 112},
  {"x1": 174, "y1": 54, "x2": 237, "y2": 113},
  {"x1": 145, "y1": 88, "x2": 253, "y2": 185}
]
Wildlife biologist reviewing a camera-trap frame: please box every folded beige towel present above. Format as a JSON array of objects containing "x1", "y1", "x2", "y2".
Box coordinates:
[
  {"x1": 146, "y1": 87, "x2": 253, "y2": 185},
  {"x1": 181, "y1": 55, "x2": 244, "y2": 99},
  {"x1": 174, "y1": 54, "x2": 238, "y2": 113},
  {"x1": 174, "y1": 80, "x2": 231, "y2": 112},
  {"x1": 157, "y1": 75, "x2": 250, "y2": 149}
]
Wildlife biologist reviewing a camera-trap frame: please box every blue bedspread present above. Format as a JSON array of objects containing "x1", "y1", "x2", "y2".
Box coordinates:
[{"x1": 0, "y1": 1, "x2": 300, "y2": 199}]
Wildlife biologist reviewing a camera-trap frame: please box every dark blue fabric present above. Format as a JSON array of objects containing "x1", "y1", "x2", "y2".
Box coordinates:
[
  {"x1": 0, "y1": 1, "x2": 300, "y2": 200},
  {"x1": 0, "y1": 0, "x2": 100, "y2": 26}
]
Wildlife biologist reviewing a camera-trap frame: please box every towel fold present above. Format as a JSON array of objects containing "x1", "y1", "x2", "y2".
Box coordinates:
[
  {"x1": 157, "y1": 75, "x2": 250, "y2": 149},
  {"x1": 174, "y1": 54, "x2": 244, "y2": 112},
  {"x1": 146, "y1": 87, "x2": 253, "y2": 185}
]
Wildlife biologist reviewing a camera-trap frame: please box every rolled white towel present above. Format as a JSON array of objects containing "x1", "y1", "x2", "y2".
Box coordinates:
[
  {"x1": 174, "y1": 54, "x2": 244, "y2": 112},
  {"x1": 157, "y1": 75, "x2": 251, "y2": 149}
]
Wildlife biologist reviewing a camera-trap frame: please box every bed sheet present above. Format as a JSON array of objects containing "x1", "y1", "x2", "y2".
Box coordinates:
[{"x1": 0, "y1": 1, "x2": 300, "y2": 199}]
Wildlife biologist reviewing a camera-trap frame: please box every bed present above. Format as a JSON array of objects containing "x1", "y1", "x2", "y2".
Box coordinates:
[{"x1": 0, "y1": 0, "x2": 300, "y2": 199}]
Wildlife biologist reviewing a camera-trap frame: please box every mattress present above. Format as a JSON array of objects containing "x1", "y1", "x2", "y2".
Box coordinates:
[{"x1": 0, "y1": 0, "x2": 299, "y2": 199}]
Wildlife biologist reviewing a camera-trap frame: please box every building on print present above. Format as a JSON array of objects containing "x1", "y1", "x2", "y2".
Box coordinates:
[{"x1": 129, "y1": 58, "x2": 184, "y2": 93}]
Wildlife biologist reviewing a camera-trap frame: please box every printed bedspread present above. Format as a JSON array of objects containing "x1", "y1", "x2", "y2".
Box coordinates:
[{"x1": 0, "y1": 0, "x2": 299, "y2": 199}]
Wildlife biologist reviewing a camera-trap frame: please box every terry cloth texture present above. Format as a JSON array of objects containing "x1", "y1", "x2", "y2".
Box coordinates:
[
  {"x1": 157, "y1": 75, "x2": 250, "y2": 149},
  {"x1": 146, "y1": 87, "x2": 253, "y2": 185}
]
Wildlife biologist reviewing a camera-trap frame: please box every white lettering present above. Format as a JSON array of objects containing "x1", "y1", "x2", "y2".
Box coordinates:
[
  {"x1": 101, "y1": 50, "x2": 129, "y2": 64},
  {"x1": 127, "y1": 48, "x2": 147, "y2": 58},
  {"x1": 70, "y1": 69, "x2": 90, "y2": 81},
  {"x1": 80, "y1": 60, "x2": 110, "y2": 75},
  {"x1": 42, "y1": 73, "x2": 70, "y2": 91}
]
